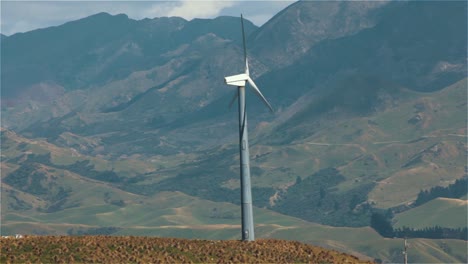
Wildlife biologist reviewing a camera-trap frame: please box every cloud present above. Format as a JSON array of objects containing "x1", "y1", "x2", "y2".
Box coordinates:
[
  {"x1": 219, "y1": 1, "x2": 293, "y2": 25},
  {"x1": 167, "y1": 1, "x2": 235, "y2": 20}
]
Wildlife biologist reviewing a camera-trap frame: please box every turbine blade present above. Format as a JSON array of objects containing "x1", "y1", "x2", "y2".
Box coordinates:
[
  {"x1": 247, "y1": 77, "x2": 274, "y2": 112},
  {"x1": 241, "y1": 14, "x2": 248, "y2": 73},
  {"x1": 228, "y1": 91, "x2": 239, "y2": 109},
  {"x1": 245, "y1": 58, "x2": 250, "y2": 75}
]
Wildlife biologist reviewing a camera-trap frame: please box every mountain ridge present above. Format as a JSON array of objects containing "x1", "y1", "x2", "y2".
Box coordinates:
[{"x1": 1, "y1": 12, "x2": 257, "y2": 98}]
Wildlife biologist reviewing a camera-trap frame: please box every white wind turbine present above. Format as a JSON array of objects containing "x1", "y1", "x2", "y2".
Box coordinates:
[{"x1": 224, "y1": 14, "x2": 274, "y2": 241}]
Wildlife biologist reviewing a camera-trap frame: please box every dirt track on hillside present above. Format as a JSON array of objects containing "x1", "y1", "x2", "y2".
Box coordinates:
[{"x1": 1, "y1": 236, "x2": 372, "y2": 263}]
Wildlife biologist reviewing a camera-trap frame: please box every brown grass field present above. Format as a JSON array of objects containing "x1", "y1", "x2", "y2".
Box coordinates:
[{"x1": 0, "y1": 236, "x2": 373, "y2": 263}]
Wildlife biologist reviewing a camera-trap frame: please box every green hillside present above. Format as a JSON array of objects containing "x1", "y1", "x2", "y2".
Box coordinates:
[
  {"x1": 394, "y1": 198, "x2": 468, "y2": 229},
  {"x1": 2, "y1": 190, "x2": 467, "y2": 263}
]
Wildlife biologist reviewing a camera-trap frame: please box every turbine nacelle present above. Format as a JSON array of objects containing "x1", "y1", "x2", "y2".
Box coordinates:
[
  {"x1": 224, "y1": 71, "x2": 274, "y2": 112},
  {"x1": 225, "y1": 73, "x2": 248, "y2": 87}
]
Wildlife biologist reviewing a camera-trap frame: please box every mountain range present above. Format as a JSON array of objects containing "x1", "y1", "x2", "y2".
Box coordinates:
[{"x1": 1, "y1": 1, "x2": 467, "y2": 262}]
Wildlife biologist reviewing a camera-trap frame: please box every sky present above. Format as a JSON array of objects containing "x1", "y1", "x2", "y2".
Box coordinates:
[{"x1": 0, "y1": 1, "x2": 295, "y2": 36}]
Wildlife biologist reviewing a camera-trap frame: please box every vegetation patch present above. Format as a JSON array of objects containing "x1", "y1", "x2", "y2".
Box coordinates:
[
  {"x1": 371, "y1": 212, "x2": 467, "y2": 240},
  {"x1": 0, "y1": 236, "x2": 370, "y2": 263},
  {"x1": 273, "y1": 168, "x2": 374, "y2": 226},
  {"x1": 414, "y1": 177, "x2": 467, "y2": 206}
]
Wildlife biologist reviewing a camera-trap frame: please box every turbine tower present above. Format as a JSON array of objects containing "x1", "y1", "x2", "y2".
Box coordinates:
[{"x1": 224, "y1": 14, "x2": 274, "y2": 241}]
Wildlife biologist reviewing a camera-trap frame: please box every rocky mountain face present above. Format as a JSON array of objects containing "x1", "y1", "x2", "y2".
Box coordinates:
[
  {"x1": 1, "y1": 13, "x2": 257, "y2": 97},
  {"x1": 1, "y1": 1, "x2": 467, "y2": 261},
  {"x1": 2, "y1": 13, "x2": 260, "y2": 154},
  {"x1": 250, "y1": 1, "x2": 389, "y2": 68},
  {"x1": 255, "y1": 1, "x2": 466, "y2": 109}
]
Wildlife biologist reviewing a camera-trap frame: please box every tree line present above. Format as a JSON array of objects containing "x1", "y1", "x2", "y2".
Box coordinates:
[
  {"x1": 371, "y1": 212, "x2": 467, "y2": 240},
  {"x1": 393, "y1": 226, "x2": 467, "y2": 240},
  {"x1": 414, "y1": 177, "x2": 467, "y2": 206}
]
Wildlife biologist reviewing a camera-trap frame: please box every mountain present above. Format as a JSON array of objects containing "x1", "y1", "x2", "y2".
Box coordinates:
[
  {"x1": 250, "y1": 1, "x2": 389, "y2": 68},
  {"x1": 255, "y1": 0, "x2": 466, "y2": 111},
  {"x1": 2, "y1": 13, "x2": 259, "y2": 152},
  {"x1": 1, "y1": 1, "x2": 467, "y2": 262},
  {"x1": 1, "y1": 13, "x2": 257, "y2": 98}
]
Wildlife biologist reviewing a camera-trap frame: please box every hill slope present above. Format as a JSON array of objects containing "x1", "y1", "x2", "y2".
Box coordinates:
[{"x1": 394, "y1": 198, "x2": 468, "y2": 229}]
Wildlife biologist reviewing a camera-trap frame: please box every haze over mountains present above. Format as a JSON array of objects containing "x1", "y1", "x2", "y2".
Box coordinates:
[{"x1": 1, "y1": 1, "x2": 467, "y2": 262}]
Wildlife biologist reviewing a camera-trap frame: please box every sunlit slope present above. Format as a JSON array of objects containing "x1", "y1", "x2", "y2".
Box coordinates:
[
  {"x1": 243, "y1": 78, "x2": 467, "y2": 209},
  {"x1": 271, "y1": 229, "x2": 466, "y2": 263},
  {"x1": 0, "y1": 128, "x2": 157, "y2": 172},
  {"x1": 2, "y1": 191, "x2": 301, "y2": 235},
  {"x1": 393, "y1": 198, "x2": 468, "y2": 229},
  {"x1": 365, "y1": 79, "x2": 467, "y2": 208}
]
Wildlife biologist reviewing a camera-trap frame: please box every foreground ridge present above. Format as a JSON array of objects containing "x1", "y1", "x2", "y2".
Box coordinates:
[{"x1": 1, "y1": 236, "x2": 372, "y2": 263}]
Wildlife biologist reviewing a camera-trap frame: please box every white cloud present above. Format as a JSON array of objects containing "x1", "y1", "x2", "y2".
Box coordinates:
[
  {"x1": 141, "y1": 2, "x2": 179, "y2": 19},
  {"x1": 219, "y1": 1, "x2": 293, "y2": 25},
  {"x1": 167, "y1": 1, "x2": 235, "y2": 20}
]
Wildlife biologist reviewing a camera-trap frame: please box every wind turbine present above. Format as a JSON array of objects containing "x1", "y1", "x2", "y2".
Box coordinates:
[{"x1": 224, "y1": 14, "x2": 274, "y2": 241}]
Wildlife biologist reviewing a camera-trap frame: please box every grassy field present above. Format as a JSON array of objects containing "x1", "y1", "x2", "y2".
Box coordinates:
[
  {"x1": 2, "y1": 191, "x2": 467, "y2": 263},
  {"x1": 393, "y1": 198, "x2": 468, "y2": 229}
]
